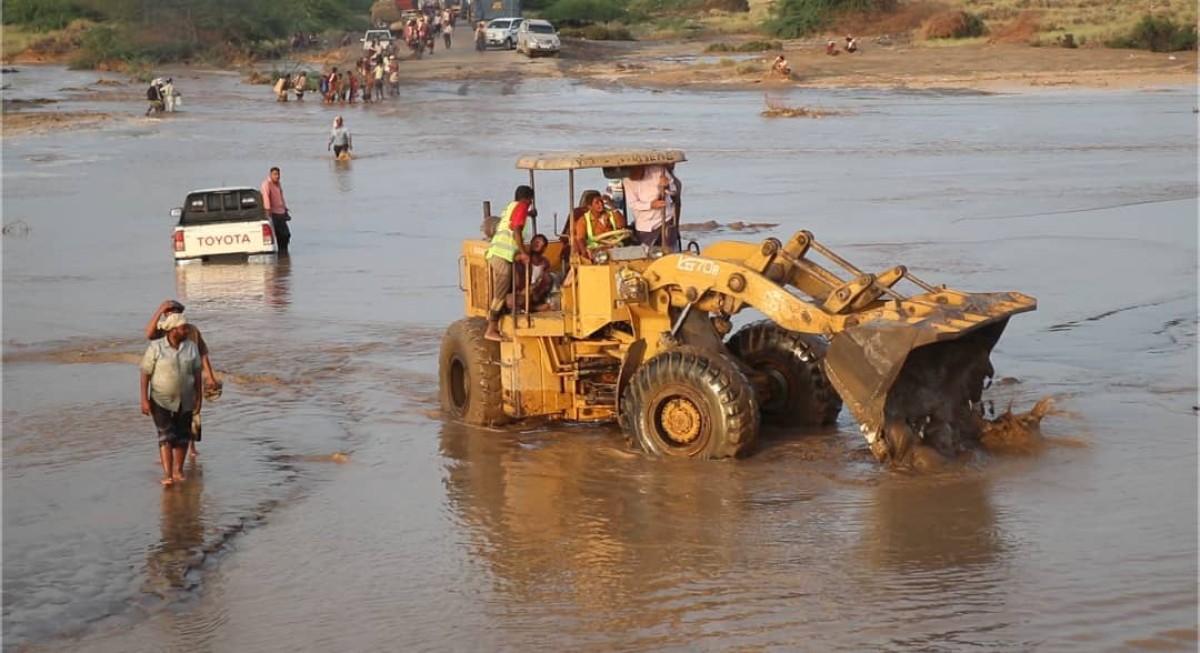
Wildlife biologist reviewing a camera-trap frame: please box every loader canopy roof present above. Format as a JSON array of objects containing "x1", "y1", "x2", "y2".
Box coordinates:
[{"x1": 515, "y1": 150, "x2": 686, "y2": 171}]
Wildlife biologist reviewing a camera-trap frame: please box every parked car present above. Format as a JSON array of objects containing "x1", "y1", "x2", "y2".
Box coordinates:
[
  {"x1": 171, "y1": 187, "x2": 278, "y2": 263},
  {"x1": 485, "y1": 17, "x2": 524, "y2": 50},
  {"x1": 516, "y1": 19, "x2": 560, "y2": 57},
  {"x1": 361, "y1": 28, "x2": 395, "y2": 51}
]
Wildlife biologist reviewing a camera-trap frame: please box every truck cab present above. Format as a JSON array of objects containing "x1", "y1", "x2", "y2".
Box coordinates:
[{"x1": 171, "y1": 187, "x2": 277, "y2": 263}]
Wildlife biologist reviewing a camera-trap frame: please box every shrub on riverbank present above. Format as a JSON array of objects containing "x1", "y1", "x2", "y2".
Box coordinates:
[
  {"x1": 920, "y1": 10, "x2": 987, "y2": 39},
  {"x1": 1106, "y1": 14, "x2": 1197, "y2": 52},
  {"x1": 764, "y1": 0, "x2": 897, "y2": 38}
]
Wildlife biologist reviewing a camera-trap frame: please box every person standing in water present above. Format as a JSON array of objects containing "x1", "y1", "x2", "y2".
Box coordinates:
[
  {"x1": 261, "y1": 166, "x2": 292, "y2": 254},
  {"x1": 140, "y1": 312, "x2": 202, "y2": 486},
  {"x1": 145, "y1": 300, "x2": 218, "y2": 460},
  {"x1": 328, "y1": 116, "x2": 352, "y2": 160}
]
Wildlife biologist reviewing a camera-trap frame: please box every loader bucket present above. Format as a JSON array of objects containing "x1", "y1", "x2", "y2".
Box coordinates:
[{"x1": 822, "y1": 291, "x2": 1034, "y2": 465}]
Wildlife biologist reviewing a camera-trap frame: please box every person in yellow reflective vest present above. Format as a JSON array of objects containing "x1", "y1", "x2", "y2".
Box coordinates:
[
  {"x1": 571, "y1": 189, "x2": 628, "y2": 263},
  {"x1": 484, "y1": 184, "x2": 535, "y2": 341}
]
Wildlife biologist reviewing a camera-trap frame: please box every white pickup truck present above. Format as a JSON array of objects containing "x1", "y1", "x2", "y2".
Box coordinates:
[{"x1": 171, "y1": 187, "x2": 278, "y2": 263}]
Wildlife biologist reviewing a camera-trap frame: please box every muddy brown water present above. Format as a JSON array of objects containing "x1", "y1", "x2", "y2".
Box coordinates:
[{"x1": 2, "y1": 64, "x2": 1196, "y2": 651}]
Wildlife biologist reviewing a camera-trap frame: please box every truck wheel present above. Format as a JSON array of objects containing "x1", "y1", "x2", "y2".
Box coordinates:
[
  {"x1": 505, "y1": 37, "x2": 514, "y2": 50},
  {"x1": 620, "y1": 348, "x2": 759, "y2": 459},
  {"x1": 726, "y1": 322, "x2": 842, "y2": 427},
  {"x1": 439, "y1": 317, "x2": 507, "y2": 426}
]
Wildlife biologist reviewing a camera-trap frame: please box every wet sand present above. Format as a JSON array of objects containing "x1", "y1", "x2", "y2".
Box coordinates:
[{"x1": 2, "y1": 57, "x2": 1197, "y2": 651}]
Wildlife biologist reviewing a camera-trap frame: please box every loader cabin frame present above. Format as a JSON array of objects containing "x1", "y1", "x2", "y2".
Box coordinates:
[
  {"x1": 457, "y1": 150, "x2": 689, "y2": 419},
  {"x1": 448, "y1": 150, "x2": 1036, "y2": 462}
]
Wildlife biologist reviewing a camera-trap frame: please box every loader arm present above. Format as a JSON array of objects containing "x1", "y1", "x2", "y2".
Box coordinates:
[{"x1": 636, "y1": 230, "x2": 1036, "y2": 465}]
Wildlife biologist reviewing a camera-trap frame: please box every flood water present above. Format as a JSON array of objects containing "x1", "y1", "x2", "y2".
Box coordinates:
[{"x1": 2, "y1": 64, "x2": 1197, "y2": 651}]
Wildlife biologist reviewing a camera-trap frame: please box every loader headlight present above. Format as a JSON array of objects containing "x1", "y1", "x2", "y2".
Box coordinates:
[
  {"x1": 594, "y1": 250, "x2": 610, "y2": 264},
  {"x1": 617, "y1": 270, "x2": 648, "y2": 304}
]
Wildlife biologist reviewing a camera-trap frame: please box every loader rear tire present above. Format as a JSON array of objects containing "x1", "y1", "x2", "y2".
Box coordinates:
[
  {"x1": 439, "y1": 317, "x2": 507, "y2": 426},
  {"x1": 620, "y1": 348, "x2": 759, "y2": 459},
  {"x1": 727, "y1": 322, "x2": 842, "y2": 427}
]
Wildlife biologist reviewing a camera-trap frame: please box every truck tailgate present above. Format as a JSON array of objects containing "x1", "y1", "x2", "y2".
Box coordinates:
[{"x1": 175, "y1": 220, "x2": 275, "y2": 260}]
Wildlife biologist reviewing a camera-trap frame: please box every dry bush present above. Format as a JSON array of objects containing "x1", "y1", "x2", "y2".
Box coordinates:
[
  {"x1": 920, "y1": 10, "x2": 987, "y2": 39},
  {"x1": 700, "y1": 0, "x2": 750, "y2": 11},
  {"x1": 989, "y1": 10, "x2": 1041, "y2": 43},
  {"x1": 836, "y1": 0, "x2": 946, "y2": 35},
  {"x1": 370, "y1": 0, "x2": 402, "y2": 24}
]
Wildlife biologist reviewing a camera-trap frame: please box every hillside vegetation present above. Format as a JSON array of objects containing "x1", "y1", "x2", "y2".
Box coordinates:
[
  {"x1": 3, "y1": 0, "x2": 371, "y2": 67},
  {"x1": 530, "y1": 0, "x2": 1196, "y2": 50}
]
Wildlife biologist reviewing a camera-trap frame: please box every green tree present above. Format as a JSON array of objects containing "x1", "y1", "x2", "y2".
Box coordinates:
[
  {"x1": 542, "y1": 0, "x2": 630, "y2": 24},
  {"x1": 1107, "y1": 14, "x2": 1197, "y2": 52},
  {"x1": 3, "y1": 0, "x2": 102, "y2": 30},
  {"x1": 764, "y1": 0, "x2": 896, "y2": 38}
]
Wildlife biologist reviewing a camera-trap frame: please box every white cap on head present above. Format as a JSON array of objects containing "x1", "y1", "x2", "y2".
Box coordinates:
[{"x1": 159, "y1": 313, "x2": 188, "y2": 331}]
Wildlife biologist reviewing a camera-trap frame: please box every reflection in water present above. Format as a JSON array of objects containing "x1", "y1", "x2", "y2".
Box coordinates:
[
  {"x1": 267, "y1": 256, "x2": 292, "y2": 309},
  {"x1": 144, "y1": 467, "x2": 206, "y2": 598},
  {"x1": 438, "y1": 421, "x2": 754, "y2": 641},
  {"x1": 862, "y1": 475, "x2": 1003, "y2": 572},
  {"x1": 855, "y1": 474, "x2": 1010, "y2": 650},
  {"x1": 174, "y1": 259, "x2": 291, "y2": 311},
  {"x1": 332, "y1": 158, "x2": 354, "y2": 194}
]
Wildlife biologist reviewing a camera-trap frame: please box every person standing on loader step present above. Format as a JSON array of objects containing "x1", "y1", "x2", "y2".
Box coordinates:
[
  {"x1": 261, "y1": 166, "x2": 292, "y2": 255},
  {"x1": 484, "y1": 184, "x2": 534, "y2": 342}
]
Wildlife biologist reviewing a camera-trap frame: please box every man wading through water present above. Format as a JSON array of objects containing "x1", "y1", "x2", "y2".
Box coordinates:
[
  {"x1": 145, "y1": 300, "x2": 219, "y2": 459},
  {"x1": 261, "y1": 166, "x2": 292, "y2": 255},
  {"x1": 140, "y1": 313, "x2": 203, "y2": 486},
  {"x1": 484, "y1": 184, "x2": 535, "y2": 342}
]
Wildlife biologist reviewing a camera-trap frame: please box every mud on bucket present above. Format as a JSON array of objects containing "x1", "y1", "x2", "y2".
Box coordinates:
[{"x1": 823, "y1": 318, "x2": 1011, "y2": 466}]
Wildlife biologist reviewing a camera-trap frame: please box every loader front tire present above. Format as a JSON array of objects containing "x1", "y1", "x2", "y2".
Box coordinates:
[
  {"x1": 439, "y1": 318, "x2": 507, "y2": 426},
  {"x1": 620, "y1": 348, "x2": 759, "y2": 459},
  {"x1": 727, "y1": 322, "x2": 842, "y2": 427}
]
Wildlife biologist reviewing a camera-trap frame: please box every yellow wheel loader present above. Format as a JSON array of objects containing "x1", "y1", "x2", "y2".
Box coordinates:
[{"x1": 440, "y1": 150, "x2": 1037, "y2": 464}]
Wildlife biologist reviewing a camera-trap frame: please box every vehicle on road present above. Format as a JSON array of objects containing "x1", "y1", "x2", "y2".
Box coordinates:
[
  {"x1": 439, "y1": 150, "x2": 1038, "y2": 465},
  {"x1": 485, "y1": 17, "x2": 524, "y2": 50},
  {"x1": 516, "y1": 19, "x2": 560, "y2": 57},
  {"x1": 171, "y1": 187, "x2": 277, "y2": 263}
]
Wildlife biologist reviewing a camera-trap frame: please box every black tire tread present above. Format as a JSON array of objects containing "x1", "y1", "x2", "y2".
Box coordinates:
[
  {"x1": 619, "y1": 347, "x2": 760, "y2": 459},
  {"x1": 727, "y1": 321, "x2": 842, "y2": 427},
  {"x1": 439, "y1": 317, "x2": 507, "y2": 426}
]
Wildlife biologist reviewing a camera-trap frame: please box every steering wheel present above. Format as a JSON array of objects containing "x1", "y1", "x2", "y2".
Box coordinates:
[{"x1": 590, "y1": 229, "x2": 632, "y2": 247}]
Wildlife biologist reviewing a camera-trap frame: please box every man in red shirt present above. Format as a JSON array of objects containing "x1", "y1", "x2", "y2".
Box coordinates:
[{"x1": 261, "y1": 166, "x2": 291, "y2": 255}]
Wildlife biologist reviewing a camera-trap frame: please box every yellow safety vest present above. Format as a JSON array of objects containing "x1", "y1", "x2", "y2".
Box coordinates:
[
  {"x1": 584, "y1": 209, "x2": 617, "y2": 248},
  {"x1": 486, "y1": 201, "x2": 529, "y2": 263}
]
